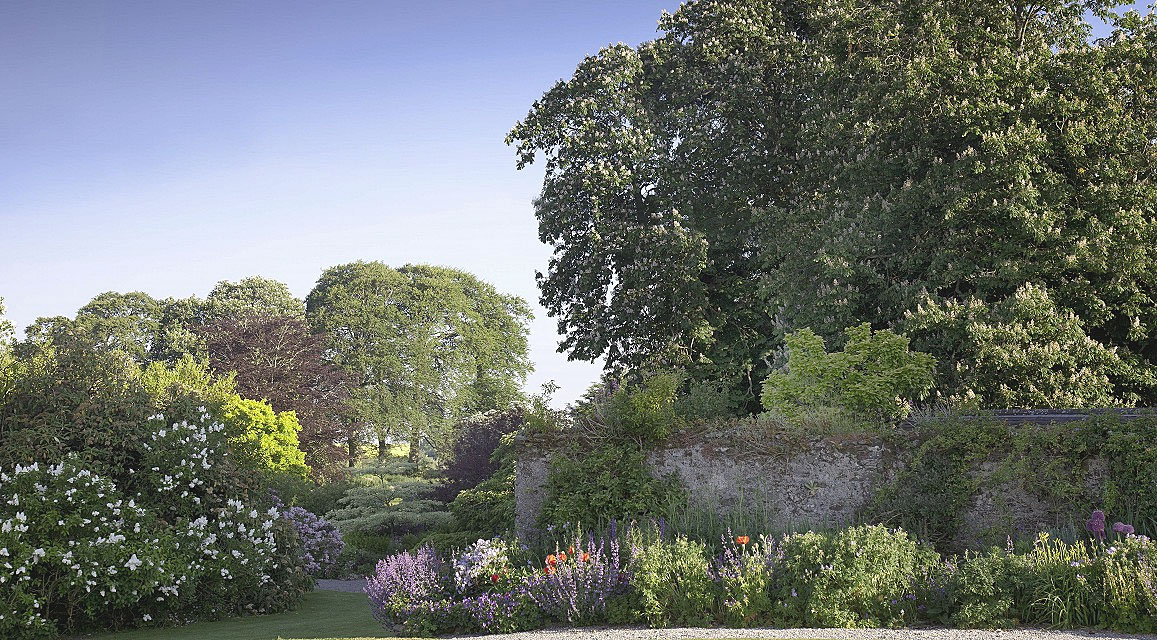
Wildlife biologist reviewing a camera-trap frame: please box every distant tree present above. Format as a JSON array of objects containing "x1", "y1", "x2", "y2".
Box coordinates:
[
  {"x1": 204, "y1": 277, "x2": 305, "y2": 322},
  {"x1": 199, "y1": 313, "x2": 355, "y2": 474},
  {"x1": 306, "y1": 262, "x2": 532, "y2": 463},
  {"x1": 0, "y1": 297, "x2": 13, "y2": 345}
]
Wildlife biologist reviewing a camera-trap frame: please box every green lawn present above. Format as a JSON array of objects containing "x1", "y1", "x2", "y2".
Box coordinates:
[{"x1": 80, "y1": 590, "x2": 404, "y2": 640}]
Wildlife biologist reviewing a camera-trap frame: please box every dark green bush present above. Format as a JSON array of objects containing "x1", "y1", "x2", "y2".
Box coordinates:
[{"x1": 538, "y1": 442, "x2": 683, "y2": 529}]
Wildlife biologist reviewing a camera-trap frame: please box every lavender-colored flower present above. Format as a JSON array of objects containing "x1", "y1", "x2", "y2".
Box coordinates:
[
  {"x1": 280, "y1": 505, "x2": 343, "y2": 576},
  {"x1": 365, "y1": 545, "x2": 450, "y2": 626},
  {"x1": 1086, "y1": 509, "x2": 1106, "y2": 540},
  {"x1": 524, "y1": 534, "x2": 628, "y2": 623},
  {"x1": 1112, "y1": 521, "x2": 1135, "y2": 536}
]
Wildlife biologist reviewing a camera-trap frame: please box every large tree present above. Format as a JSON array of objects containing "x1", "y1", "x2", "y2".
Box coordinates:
[
  {"x1": 306, "y1": 262, "x2": 532, "y2": 462},
  {"x1": 199, "y1": 313, "x2": 354, "y2": 473},
  {"x1": 509, "y1": 0, "x2": 1157, "y2": 409}
]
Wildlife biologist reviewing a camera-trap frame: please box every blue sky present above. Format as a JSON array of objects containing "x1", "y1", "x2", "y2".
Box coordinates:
[{"x1": 0, "y1": 1, "x2": 1147, "y2": 406}]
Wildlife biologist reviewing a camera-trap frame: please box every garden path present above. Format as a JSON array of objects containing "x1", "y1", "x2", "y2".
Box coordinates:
[{"x1": 315, "y1": 578, "x2": 367, "y2": 593}]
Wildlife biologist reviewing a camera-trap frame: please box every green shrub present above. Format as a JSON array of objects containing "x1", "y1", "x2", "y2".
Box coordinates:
[
  {"x1": 774, "y1": 525, "x2": 936, "y2": 628},
  {"x1": 949, "y1": 550, "x2": 1020, "y2": 628},
  {"x1": 578, "y1": 373, "x2": 684, "y2": 443},
  {"x1": 629, "y1": 535, "x2": 714, "y2": 627},
  {"x1": 761, "y1": 323, "x2": 935, "y2": 427},
  {"x1": 218, "y1": 395, "x2": 310, "y2": 480},
  {"x1": 538, "y1": 443, "x2": 683, "y2": 530}
]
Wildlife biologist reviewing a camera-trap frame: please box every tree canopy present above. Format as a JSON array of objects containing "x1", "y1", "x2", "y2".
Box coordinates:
[
  {"x1": 509, "y1": 0, "x2": 1157, "y2": 408},
  {"x1": 306, "y1": 262, "x2": 533, "y2": 460}
]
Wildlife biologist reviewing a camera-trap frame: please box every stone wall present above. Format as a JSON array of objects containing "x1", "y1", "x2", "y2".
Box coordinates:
[{"x1": 514, "y1": 430, "x2": 1108, "y2": 548}]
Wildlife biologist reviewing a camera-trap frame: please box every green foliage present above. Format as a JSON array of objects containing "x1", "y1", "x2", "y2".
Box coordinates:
[
  {"x1": 629, "y1": 535, "x2": 714, "y2": 627},
  {"x1": 869, "y1": 414, "x2": 1157, "y2": 548},
  {"x1": 510, "y1": 0, "x2": 1157, "y2": 409},
  {"x1": 327, "y1": 460, "x2": 452, "y2": 537},
  {"x1": 775, "y1": 526, "x2": 936, "y2": 628},
  {"x1": 948, "y1": 551, "x2": 1020, "y2": 628},
  {"x1": 761, "y1": 324, "x2": 936, "y2": 427},
  {"x1": 905, "y1": 284, "x2": 1129, "y2": 408},
  {"x1": 203, "y1": 277, "x2": 305, "y2": 322},
  {"x1": 538, "y1": 442, "x2": 683, "y2": 530},
  {"x1": 0, "y1": 296, "x2": 14, "y2": 345},
  {"x1": 577, "y1": 372, "x2": 684, "y2": 442},
  {"x1": 218, "y1": 396, "x2": 310, "y2": 480},
  {"x1": 306, "y1": 261, "x2": 532, "y2": 461}
]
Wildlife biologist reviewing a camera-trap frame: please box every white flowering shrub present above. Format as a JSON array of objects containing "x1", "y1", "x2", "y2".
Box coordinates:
[
  {"x1": 0, "y1": 460, "x2": 184, "y2": 638},
  {"x1": 173, "y1": 499, "x2": 310, "y2": 618},
  {"x1": 0, "y1": 408, "x2": 312, "y2": 637},
  {"x1": 136, "y1": 409, "x2": 242, "y2": 520},
  {"x1": 452, "y1": 537, "x2": 510, "y2": 593}
]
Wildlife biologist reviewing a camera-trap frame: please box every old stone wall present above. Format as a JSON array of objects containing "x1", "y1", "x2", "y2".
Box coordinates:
[{"x1": 514, "y1": 431, "x2": 1107, "y2": 547}]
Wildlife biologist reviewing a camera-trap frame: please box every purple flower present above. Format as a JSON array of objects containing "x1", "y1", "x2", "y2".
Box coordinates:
[
  {"x1": 1113, "y1": 522, "x2": 1135, "y2": 536},
  {"x1": 1086, "y1": 510, "x2": 1106, "y2": 540}
]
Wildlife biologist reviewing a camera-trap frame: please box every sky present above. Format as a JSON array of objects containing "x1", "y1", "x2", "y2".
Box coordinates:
[
  {"x1": 0, "y1": 0, "x2": 684, "y2": 406},
  {"x1": 0, "y1": 1, "x2": 1148, "y2": 407}
]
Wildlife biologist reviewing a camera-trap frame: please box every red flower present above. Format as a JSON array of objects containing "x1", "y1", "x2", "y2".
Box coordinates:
[
  {"x1": 543, "y1": 565, "x2": 554, "y2": 575},
  {"x1": 568, "y1": 545, "x2": 575, "y2": 555},
  {"x1": 491, "y1": 574, "x2": 500, "y2": 583},
  {"x1": 735, "y1": 535, "x2": 750, "y2": 545},
  {"x1": 558, "y1": 551, "x2": 568, "y2": 563},
  {"x1": 546, "y1": 554, "x2": 557, "y2": 566},
  {"x1": 581, "y1": 552, "x2": 591, "y2": 563}
]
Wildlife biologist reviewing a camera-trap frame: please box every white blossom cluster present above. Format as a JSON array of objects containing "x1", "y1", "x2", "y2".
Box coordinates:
[{"x1": 452, "y1": 537, "x2": 510, "y2": 593}]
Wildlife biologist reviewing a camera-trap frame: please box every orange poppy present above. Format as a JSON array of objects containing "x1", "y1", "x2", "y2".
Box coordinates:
[
  {"x1": 568, "y1": 545, "x2": 575, "y2": 555},
  {"x1": 581, "y1": 552, "x2": 591, "y2": 562},
  {"x1": 736, "y1": 535, "x2": 750, "y2": 545},
  {"x1": 546, "y1": 554, "x2": 557, "y2": 566},
  {"x1": 558, "y1": 551, "x2": 568, "y2": 563},
  {"x1": 491, "y1": 574, "x2": 500, "y2": 583},
  {"x1": 543, "y1": 566, "x2": 554, "y2": 575}
]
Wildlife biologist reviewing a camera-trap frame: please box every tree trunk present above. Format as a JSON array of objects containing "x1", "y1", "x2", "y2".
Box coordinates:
[
  {"x1": 378, "y1": 434, "x2": 389, "y2": 461},
  {"x1": 408, "y1": 425, "x2": 420, "y2": 463},
  {"x1": 347, "y1": 436, "x2": 357, "y2": 468}
]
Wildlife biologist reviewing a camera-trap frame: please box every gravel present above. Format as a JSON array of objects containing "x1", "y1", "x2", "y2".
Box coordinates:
[
  {"x1": 445, "y1": 629, "x2": 1157, "y2": 640},
  {"x1": 315, "y1": 578, "x2": 366, "y2": 593}
]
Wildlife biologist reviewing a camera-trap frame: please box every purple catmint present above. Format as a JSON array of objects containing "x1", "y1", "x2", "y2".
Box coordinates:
[
  {"x1": 365, "y1": 545, "x2": 450, "y2": 626},
  {"x1": 524, "y1": 535, "x2": 628, "y2": 623}
]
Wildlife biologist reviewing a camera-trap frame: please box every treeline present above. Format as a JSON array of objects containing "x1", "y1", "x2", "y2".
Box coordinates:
[{"x1": 0, "y1": 261, "x2": 532, "y2": 478}]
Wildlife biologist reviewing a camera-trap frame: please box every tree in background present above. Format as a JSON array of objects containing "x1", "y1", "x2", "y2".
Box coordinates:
[
  {"x1": 1, "y1": 297, "x2": 15, "y2": 345},
  {"x1": 509, "y1": 0, "x2": 1157, "y2": 409},
  {"x1": 306, "y1": 262, "x2": 533, "y2": 462},
  {"x1": 203, "y1": 276, "x2": 306, "y2": 322},
  {"x1": 199, "y1": 313, "x2": 354, "y2": 475}
]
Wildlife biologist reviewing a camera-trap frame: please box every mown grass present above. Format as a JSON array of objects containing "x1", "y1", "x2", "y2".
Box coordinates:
[{"x1": 79, "y1": 590, "x2": 403, "y2": 640}]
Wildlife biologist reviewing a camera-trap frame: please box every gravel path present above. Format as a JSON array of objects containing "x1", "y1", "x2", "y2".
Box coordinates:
[
  {"x1": 447, "y1": 629, "x2": 1157, "y2": 640},
  {"x1": 315, "y1": 578, "x2": 366, "y2": 593}
]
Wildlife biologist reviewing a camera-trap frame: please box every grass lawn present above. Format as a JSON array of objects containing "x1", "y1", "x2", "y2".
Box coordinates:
[{"x1": 79, "y1": 590, "x2": 404, "y2": 640}]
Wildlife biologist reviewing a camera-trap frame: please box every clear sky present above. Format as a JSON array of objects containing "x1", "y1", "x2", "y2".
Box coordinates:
[
  {"x1": 0, "y1": 0, "x2": 684, "y2": 406},
  {"x1": 0, "y1": 1, "x2": 1147, "y2": 406}
]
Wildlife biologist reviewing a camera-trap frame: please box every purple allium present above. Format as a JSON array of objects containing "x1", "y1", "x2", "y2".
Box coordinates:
[
  {"x1": 1086, "y1": 510, "x2": 1107, "y2": 540},
  {"x1": 1112, "y1": 521, "x2": 1135, "y2": 536}
]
